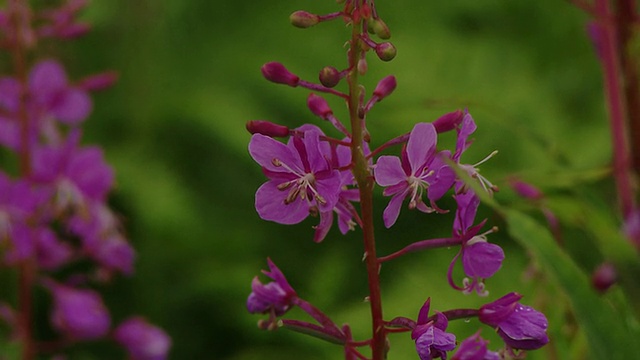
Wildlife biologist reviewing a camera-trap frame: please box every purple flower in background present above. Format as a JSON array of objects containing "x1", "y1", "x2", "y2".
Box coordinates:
[
  {"x1": 452, "y1": 331, "x2": 500, "y2": 360},
  {"x1": 623, "y1": 208, "x2": 640, "y2": 250},
  {"x1": 448, "y1": 191, "x2": 504, "y2": 295},
  {"x1": 249, "y1": 126, "x2": 341, "y2": 225},
  {"x1": 0, "y1": 172, "x2": 49, "y2": 264},
  {"x1": 114, "y1": 317, "x2": 172, "y2": 360},
  {"x1": 479, "y1": 293, "x2": 549, "y2": 350},
  {"x1": 247, "y1": 258, "x2": 297, "y2": 316},
  {"x1": 374, "y1": 122, "x2": 455, "y2": 228},
  {"x1": 69, "y1": 203, "x2": 135, "y2": 275},
  {"x1": 47, "y1": 281, "x2": 111, "y2": 340},
  {"x1": 411, "y1": 298, "x2": 457, "y2": 360}
]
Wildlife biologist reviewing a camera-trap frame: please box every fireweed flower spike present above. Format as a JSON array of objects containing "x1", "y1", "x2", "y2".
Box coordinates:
[
  {"x1": 411, "y1": 298, "x2": 457, "y2": 360},
  {"x1": 374, "y1": 122, "x2": 455, "y2": 228},
  {"x1": 249, "y1": 126, "x2": 342, "y2": 226},
  {"x1": 478, "y1": 292, "x2": 549, "y2": 351},
  {"x1": 448, "y1": 191, "x2": 504, "y2": 296}
]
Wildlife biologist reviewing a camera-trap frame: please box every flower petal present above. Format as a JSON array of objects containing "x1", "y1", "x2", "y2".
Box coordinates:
[
  {"x1": 382, "y1": 190, "x2": 408, "y2": 228},
  {"x1": 406, "y1": 123, "x2": 437, "y2": 173},
  {"x1": 249, "y1": 134, "x2": 302, "y2": 173},
  {"x1": 463, "y1": 241, "x2": 504, "y2": 278},
  {"x1": 375, "y1": 156, "x2": 406, "y2": 186},
  {"x1": 255, "y1": 181, "x2": 309, "y2": 224}
]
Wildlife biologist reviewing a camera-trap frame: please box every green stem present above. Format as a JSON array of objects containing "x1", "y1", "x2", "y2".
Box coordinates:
[{"x1": 347, "y1": 12, "x2": 386, "y2": 360}]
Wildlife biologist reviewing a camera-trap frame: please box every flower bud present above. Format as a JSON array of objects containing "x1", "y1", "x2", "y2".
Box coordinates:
[
  {"x1": 375, "y1": 42, "x2": 397, "y2": 62},
  {"x1": 48, "y1": 283, "x2": 111, "y2": 340},
  {"x1": 372, "y1": 75, "x2": 397, "y2": 100},
  {"x1": 290, "y1": 10, "x2": 319, "y2": 29},
  {"x1": 319, "y1": 66, "x2": 340, "y2": 88},
  {"x1": 432, "y1": 109, "x2": 464, "y2": 133},
  {"x1": 370, "y1": 18, "x2": 391, "y2": 40},
  {"x1": 246, "y1": 120, "x2": 290, "y2": 138},
  {"x1": 592, "y1": 262, "x2": 617, "y2": 293},
  {"x1": 78, "y1": 71, "x2": 119, "y2": 91},
  {"x1": 261, "y1": 62, "x2": 299, "y2": 87},
  {"x1": 509, "y1": 179, "x2": 544, "y2": 200},
  {"x1": 307, "y1": 93, "x2": 332, "y2": 118},
  {"x1": 357, "y1": 58, "x2": 368, "y2": 75}
]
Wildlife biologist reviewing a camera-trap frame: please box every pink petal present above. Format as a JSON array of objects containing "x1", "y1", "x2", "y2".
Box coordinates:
[{"x1": 406, "y1": 123, "x2": 436, "y2": 173}]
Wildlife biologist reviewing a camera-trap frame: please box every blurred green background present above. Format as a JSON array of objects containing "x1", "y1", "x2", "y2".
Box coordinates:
[{"x1": 24, "y1": 0, "x2": 614, "y2": 358}]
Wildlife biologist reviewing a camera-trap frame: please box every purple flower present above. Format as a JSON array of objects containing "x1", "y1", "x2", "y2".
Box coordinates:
[
  {"x1": 411, "y1": 298, "x2": 457, "y2": 360},
  {"x1": 31, "y1": 130, "x2": 114, "y2": 207},
  {"x1": 47, "y1": 281, "x2": 111, "y2": 340},
  {"x1": 313, "y1": 140, "x2": 362, "y2": 242},
  {"x1": 452, "y1": 112, "x2": 497, "y2": 195},
  {"x1": 247, "y1": 258, "x2": 297, "y2": 316},
  {"x1": 68, "y1": 203, "x2": 135, "y2": 275},
  {"x1": 114, "y1": 317, "x2": 172, "y2": 360},
  {"x1": 448, "y1": 191, "x2": 504, "y2": 295},
  {"x1": 623, "y1": 208, "x2": 640, "y2": 250},
  {"x1": 479, "y1": 293, "x2": 549, "y2": 350},
  {"x1": 374, "y1": 122, "x2": 455, "y2": 228},
  {"x1": 452, "y1": 331, "x2": 500, "y2": 360},
  {"x1": 249, "y1": 126, "x2": 342, "y2": 226},
  {"x1": 0, "y1": 172, "x2": 48, "y2": 265}
]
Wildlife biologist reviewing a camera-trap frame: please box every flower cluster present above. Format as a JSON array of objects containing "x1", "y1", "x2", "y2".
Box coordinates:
[
  {"x1": 0, "y1": 1, "x2": 169, "y2": 358},
  {"x1": 245, "y1": 1, "x2": 549, "y2": 359}
]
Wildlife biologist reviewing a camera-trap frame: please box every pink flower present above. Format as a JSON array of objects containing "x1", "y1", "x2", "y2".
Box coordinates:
[
  {"x1": 47, "y1": 282, "x2": 111, "y2": 340},
  {"x1": 114, "y1": 317, "x2": 171, "y2": 360}
]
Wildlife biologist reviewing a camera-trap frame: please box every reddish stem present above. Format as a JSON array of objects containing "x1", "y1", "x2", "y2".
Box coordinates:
[
  {"x1": 595, "y1": 0, "x2": 636, "y2": 217},
  {"x1": 347, "y1": 5, "x2": 386, "y2": 359},
  {"x1": 9, "y1": 1, "x2": 36, "y2": 359}
]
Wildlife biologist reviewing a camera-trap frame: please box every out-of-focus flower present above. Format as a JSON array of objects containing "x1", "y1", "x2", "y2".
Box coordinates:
[
  {"x1": 114, "y1": 317, "x2": 171, "y2": 360},
  {"x1": 47, "y1": 281, "x2": 111, "y2": 340}
]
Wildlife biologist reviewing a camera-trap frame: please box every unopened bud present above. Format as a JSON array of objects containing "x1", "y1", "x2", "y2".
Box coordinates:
[
  {"x1": 373, "y1": 75, "x2": 397, "y2": 100},
  {"x1": 319, "y1": 66, "x2": 340, "y2": 88},
  {"x1": 78, "y1": 71, "x2": 119, "y2": 91},
  {"x1": 290, "y1": 11, "x2": 319, "y2": 28},
  {"x1": 509, "y1": 179, "x2": 544, "y2": 200},
  {"x1": 375, "y1": 42, "x2": 397, "y2": 62},
  {"x1": 261, "y1": 62, "x2": 300, "y2": 87},
  {"x1": 307, "y1": 93, "x2": 332, "y2": 118},
  {"x1": 370, "y1": 19, "x2": 391, "y2": 40},
  {"x1": 246, "y1": 120, "x2": 290, "y2": 137},
  {"x1": 592, "y1": 262, "x2": 617, "y2": 293},
  {"x1": 432, "y1": 109, "x2": 464, "y2": 133},
  {"x1": 357, "y1": 58, "x2": 368, "y2": 76}
]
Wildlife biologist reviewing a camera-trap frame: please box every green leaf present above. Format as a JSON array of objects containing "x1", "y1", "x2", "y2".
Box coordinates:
[{"x1": 503, "y1": 209, "x2": 640, "y2": 359}]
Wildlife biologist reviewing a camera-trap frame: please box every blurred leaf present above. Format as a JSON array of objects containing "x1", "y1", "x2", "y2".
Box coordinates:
[{"x1": 503, "y1": 209, "x2": 640, "y2": 359}]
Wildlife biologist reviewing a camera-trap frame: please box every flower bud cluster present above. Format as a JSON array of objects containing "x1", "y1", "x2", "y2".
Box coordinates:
[{"x1": 0, "y1": 2, "x2": 170, "y2": 358}]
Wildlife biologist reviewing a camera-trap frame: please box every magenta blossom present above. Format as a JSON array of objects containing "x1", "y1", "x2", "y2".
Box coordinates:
[
  {"x1": 114, "y1": 317, "x2": 172, "y2": 360},
  {"x1": 479, "y1": 293, "x2": 549, "y2": 350},
  {"x1": 411, "y1": 298, "x2": 457, "y2": 360},
  {"x1": 249, "y1": 126, "x2": 342, "y2": 226},
  {"x1": 452, "y1": 331, "x2": 500, "y2": 360},
  {"x1": 247, "y1": 258, "x2": 297, "y2": 316},
  {"x1": 374, "y1": 122, "x2": 455, "y2": 228},
  {"x1": 448, "y1": 191, "x2": 504, "y2": 295},
  {"x1": 47, "y1": 281, "x2": 111, "y2": 340}
]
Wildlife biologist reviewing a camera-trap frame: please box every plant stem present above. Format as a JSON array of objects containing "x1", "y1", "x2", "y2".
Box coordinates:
[
  {"x1": 9, "y1": 1, "x2": 36, "y2": 359},
  {"x1": 347, "y1": 9, "x2": 386, "y2": 360},
  {"x1": 595, "y1": 0, "x2": 635, "y2": 217},
  {"x1": 614, "y1": 0, "x2": 640, "y2": 180}
]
